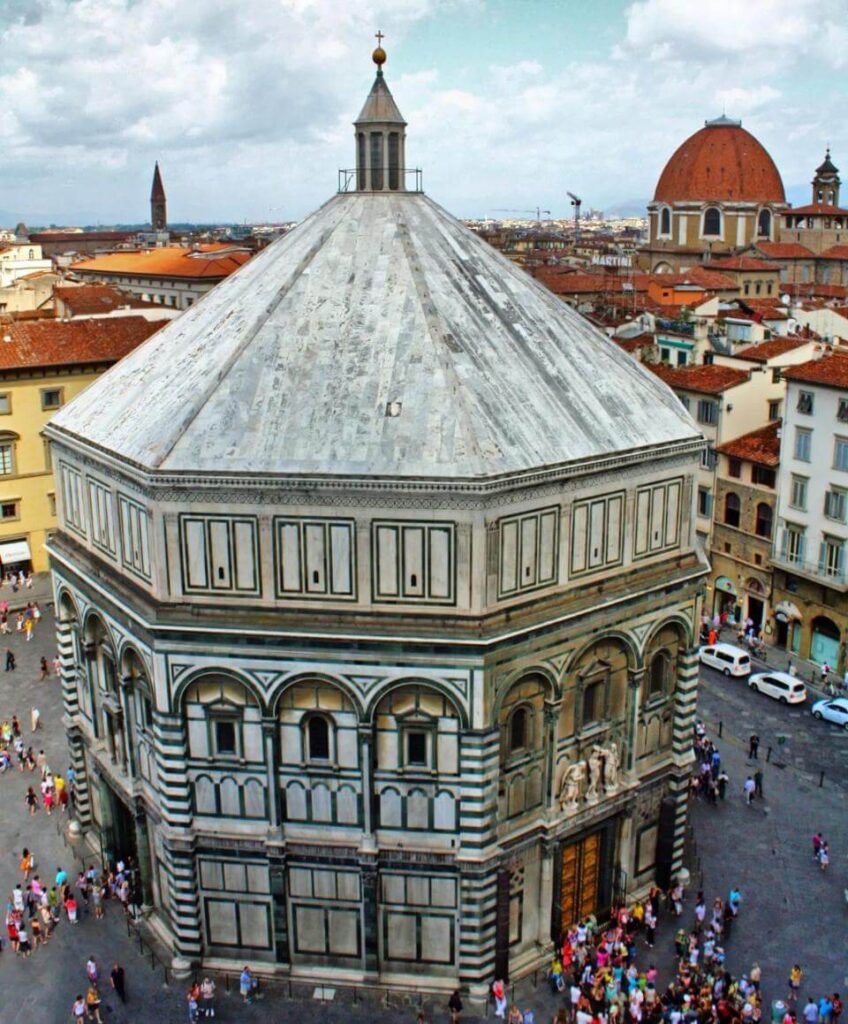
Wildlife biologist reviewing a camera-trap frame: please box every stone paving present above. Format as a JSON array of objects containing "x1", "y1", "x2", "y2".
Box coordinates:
[{"x1": 0, "y1": 597, "x2": 845, "y2": 1022}]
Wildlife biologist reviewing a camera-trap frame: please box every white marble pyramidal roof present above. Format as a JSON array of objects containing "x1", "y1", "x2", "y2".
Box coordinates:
[{"x1": 50, "y1": 191, "x2": 699, "y2": 480}]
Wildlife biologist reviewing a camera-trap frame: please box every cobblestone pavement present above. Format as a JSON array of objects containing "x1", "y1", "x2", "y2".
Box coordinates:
[{"x1": 1, "y1": 603, "x2": 845, "y2": 1022}]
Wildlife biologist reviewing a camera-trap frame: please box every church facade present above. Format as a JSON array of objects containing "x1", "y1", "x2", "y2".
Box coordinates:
[{"x1": 47, "y1": 49, "x2": 707, "y2": 995}]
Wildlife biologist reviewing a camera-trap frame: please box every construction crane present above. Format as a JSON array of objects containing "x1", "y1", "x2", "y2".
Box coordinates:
[
  {"x1": 492, "y1": 207, "x2": 551, "y2": 223},
  {"x1": 567, "y1": 192, "x2": 582, "y2": 238}
]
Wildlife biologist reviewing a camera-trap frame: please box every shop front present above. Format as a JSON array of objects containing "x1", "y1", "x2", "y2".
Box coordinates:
[
  {"x1": 0, "y1": 538, "x2": 32, "y2": 578},
  {"x1": 713, "y1": 576, "x2": 739, "y2": 620},
  {"x1": 773, "y1": 601, "x2": 802, "y2": 652}
]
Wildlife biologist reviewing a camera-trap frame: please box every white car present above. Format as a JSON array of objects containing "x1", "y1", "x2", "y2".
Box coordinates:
[
  {"x1": 698, "y1": 642, "x2": 752, "y2": 677},
  {"x1": 811, "y1": 697, "x2": 848, "y2": 729},
  {"x1": 747, "y1": 671, "x2": 807, "y2": 704}
]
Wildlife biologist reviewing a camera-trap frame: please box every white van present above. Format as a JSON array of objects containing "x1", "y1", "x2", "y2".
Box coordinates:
[{"x1": 698, "y1": 642, "x2": 752, "y2": 677}]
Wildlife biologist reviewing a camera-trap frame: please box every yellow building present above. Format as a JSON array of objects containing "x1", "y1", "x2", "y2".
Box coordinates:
[{"x1": 0, "y1": 316, "x2": 164, "y2": 573}]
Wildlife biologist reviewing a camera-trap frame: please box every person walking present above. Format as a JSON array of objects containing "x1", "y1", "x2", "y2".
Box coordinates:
[
  {"x1": 449, "y1": 988, "x2": 463, "y2": 1024},
  {"x1": 110, "y1": 963, "x2": 126, "y2": 1003},
  {"x1": 38, "y1": 657, "x2": 48, "y2": 681},
  {"x1": 789, "y1": 965, "x2": 803, "y2": 1004},
  {"x1": 819, "y1": 842, "x2": 830, "y2": 871},
  {"x1": 30, "y1": 706, "x2": 40, "y2": 733},
  {"x1": 85, "y1": 984, "x2": 103, "y2": 1024},
  {"x1": 754, "y1": 769, "x2": 764, "y2": 799},
  {"x1": 199, "y1": 975, "x2": 215, "y2": 1017},
  {"x1": 744, "y1": 776, "x2": 756, "y2": 805},
  {"x1": 72, "y1": 995, "x2": 86, "y2": 1021},
  {"x1": 803, "y1": 999, "x2": 820, "y2": 1024},
  {"x1": 239, "y1": 965, "x2": 255, "y2": 1004},
  {"x1": 748, "y1": 734, "x2": 760, "y2": 759},
  {"x1": 718, "y1": 769, "x2": 729, "y2": 800},
  {"x1": 5, "y1": 648, "x2": 15, "y2": 671}
]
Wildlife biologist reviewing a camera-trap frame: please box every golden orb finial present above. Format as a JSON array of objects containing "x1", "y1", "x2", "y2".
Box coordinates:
[{"x1": 373, "y1": 29, "x2": 386, "y2": 69}]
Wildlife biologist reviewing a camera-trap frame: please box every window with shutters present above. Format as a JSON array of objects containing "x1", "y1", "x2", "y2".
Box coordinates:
[
  {"x1": 372, "y1": 521, "x2": 455, "y2": 604},
  {"x1": 728, "y1": 458, "x2": 742, "y2": 479},
  {"x1": 838, "y1": 399, "x2": 848, "y2": 424},
  {"x1": 117, "y1": 494, "x2": 151, "y2": 580},
  {"x1": 797, "y1": 390, "x2": 814, "y2": 415},
  {"x1": 498, "y1": 506, "x2": 559, "y2": 596},
  {"x1": 790, "y1": 475, "x2": 808, "y2": 511},
  {"x1": 724, "y1": 492, "x2": 740, "y2": 528},
  {"x1": 274, "y1": 517, "x2": 356, "y2": 600},
  {"x1": 181, "y1": 515, "x2": 260, "y2": 596},
  {"x1": 835, "y1": 437, "x2": 848, "y2": 472},
  {"x1": 696, "y1": 399, "x2": 719, "y2": 425},
  {"x1": 570, "y1": 491, "x2": 624, "y2": 577},
  {"x1": 825, "y1": 489, "x2": 847, "y2": 523},
  {"x1": 633, "y1": 478, "x2": 683, "y2": 560},
  {"x1": 751, "y1": 465, "x2": 776, "y2": 487},
  {"x1": 59, "y1": 462, "x2": 86, "y2": 536},
  {"x1": 794, "y1": 428, "x2": 812, "y2": 462},
  {"x1": 87, "y1": 478, "x2": 116, "y2": 556},
  {"x1": 754, "y1": 502, "x2": 773, "y2": 539},
  {"x1": 820, "y1": 537, "x2": 845, "y2": 579}
]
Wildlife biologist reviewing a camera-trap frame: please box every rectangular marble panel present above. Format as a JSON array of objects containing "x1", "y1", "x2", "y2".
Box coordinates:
[
  {"x1": 328, "y1": 909, "x2": 359, "y2": 956},
  {"x1": 209, "y1": 519, "x2": 231, "y2": 589}
]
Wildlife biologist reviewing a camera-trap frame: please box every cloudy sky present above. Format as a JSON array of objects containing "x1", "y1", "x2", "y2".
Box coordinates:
[{"x1": 1, "y1": 0, "x2": 846, "y2": 225}]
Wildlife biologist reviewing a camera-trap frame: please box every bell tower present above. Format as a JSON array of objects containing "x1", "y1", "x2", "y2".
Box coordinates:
[
  {"x1": 353, "y1": 34, "x2": 408, "y2": 191},
  {"x1": 150, "y1": 162, "x2": 167, "y2": 231},
  {"x1": 812, "y1": 148, "x2": 840, "y2": 207}
]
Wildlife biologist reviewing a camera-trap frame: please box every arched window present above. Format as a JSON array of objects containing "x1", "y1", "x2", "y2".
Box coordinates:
[
  {"x1": 660, "y1": 207, "x2": 671, "y2": 236},
  {"x1": 755, "y1": 502, "x2": 773, "y2": 539},
  {"x1": 724, "y1": 492, "x2": 741, "y2": 528},
  {"x1": 703, "y1": 207, "x2": 722, "y2": 236},
  {"x1": 757, "y1": 209, "x2": 771, "y2": 237},
  {"x1": 648, "y1": 651, "x2": 670, "y2": 697},
  {"x1": 509, "y1": 706, "x2": 528, "y2": 753},
  {"x1": 306, "y1": 715, "x2": 330, "y2": 761}
]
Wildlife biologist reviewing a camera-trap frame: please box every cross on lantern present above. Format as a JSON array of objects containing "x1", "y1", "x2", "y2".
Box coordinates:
[{"x1": 375, "y1": 30, "x2": 384, "y2": 46}]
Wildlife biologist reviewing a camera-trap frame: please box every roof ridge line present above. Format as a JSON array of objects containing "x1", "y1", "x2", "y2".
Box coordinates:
[
  {"x1": 149, "y1": 199, "x2": 349, "y2": 470},
  {"x1": 391, "y1": 196, "x2": 488, "y2": 472}
]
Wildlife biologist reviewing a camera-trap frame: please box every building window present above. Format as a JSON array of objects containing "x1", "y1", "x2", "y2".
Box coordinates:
[
  {"x1": 0, "y1": 442, "x2": 13, "y2": 476},
  {"x1": 837, "y1": 399, "x2": 848, "y2": 424},
  {"x1": 647, "y1": 651, "x2": 670, "y2": 697},
  {"x1": 723, "y1": 542, "x2": 731, "y2": 554},
  {"x1": 581, "y1": 676, "x2": 606, "y2": 727},
  {"x1": 782, "y1": 526, "x2": 805, "y2": 563},
  {"x1": 703, "y1": 207, "x2": 722, "y2": 236},
  {"x1": 794, "y1": 428, "x2": 812, "y2": 462},
  {"x1": 212, "y1": 718, "x2": 238, "y2": 758},
  {"x1": 754, "y1": 502, "x2": 773, "y2": 539},
  {"x1": 772, "y1": 368, "x2": 782, "y2": 384},
  {"x1": 43, "y1": 440, "x2": 52, "y2": 471},
  {"x1": 406, "y1": 730, "x2": 429, "y2": 767},
  {"x1": 0, "y1": 393, "x2": 10, "y2": 415},
  {"x1": 697, "y1": 399, "x2": 719, "y2": 425},
  {"x1": 508, "y1": 706, "x2": 528, "y2": 753},
  {"x1": 825, "y1": 489, "x2": 847, "y2": 522},
  {"x1": 797, "y1": 390, "x2": 814, "y2": 415},
  {"x1": 724, "y1": 492, "x2": 741, "y2": 528},
  {"x1": 758, "y1": 209, "x2": 772, "y2": 237},
  {"x1": 701, "y1": 446, "x2": 717, "y2": 471},
  {"x1": 728, "y1": 458, "x2": 742, "y2": 479},
  {"x1": 679, "y1": 394, "x2": 690, "y2": 411},
  {"x1": 40, "y1": 388, "x2": 63, "y2": 411},
  {"x1": 821, "y1": 538, "x2": 845, "y2": 578},
  {"x1": 0, "y1": 501, "x2": 18, "y2": 521},
  {"x1": 697, "y1": 487, "x2": 712, "y2": 518},
  {"x1": 660, "y1": 207, "x2": 671, "y2": 235},
  {"x1": 790, "y1": 475, "x2": 808, "y2": 510},
  {"x1": 306, "y1": 716, "x2": 330, "y2": 761},
  {"x1": 47, "y1": 492, "x2": 56, "y2": 517},
  {"x1": 752, "y1": 465, "x2": 776, "y2": 487},
  {"x1": 768, "y1": 399, "x2": 782, "y2": 420},
  {"x1": 835, "y1": 438, "x2": 848, "y2": 472}
]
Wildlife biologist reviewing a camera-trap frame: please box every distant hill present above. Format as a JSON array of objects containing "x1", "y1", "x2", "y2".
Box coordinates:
[{"x1": 604, "y1": 198, "x2": 650, "y2": 218}]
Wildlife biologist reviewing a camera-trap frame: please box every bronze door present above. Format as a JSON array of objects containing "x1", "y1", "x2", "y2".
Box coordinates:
[{"x1": 559, "y1": 831, "x2": 602, "y2": 933}]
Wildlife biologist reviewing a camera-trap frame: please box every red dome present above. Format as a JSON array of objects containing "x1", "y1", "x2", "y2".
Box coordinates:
[{"x1": 654, "y1": 118, "x2": 785, "y2": 204}]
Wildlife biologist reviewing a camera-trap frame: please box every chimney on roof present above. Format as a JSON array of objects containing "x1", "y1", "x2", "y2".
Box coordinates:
[{"x1": 150, "y1": 162, "x2": 167, "y2": 232}]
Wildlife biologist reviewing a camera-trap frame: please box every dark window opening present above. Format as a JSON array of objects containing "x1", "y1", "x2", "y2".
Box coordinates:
[
  {"x1": 308, "y1": 716, "x2": 330, "y2": 760},
  {"x1": 215, "y1": 719, "x2": 237, "y2": 756},
  {"x1": 370, "y1": 132, "x2": 383, "y2": 190},
  {"x1": 582, "y1": 680, "x2": 603, "y2": 726},
  {"x1": 357, "y1": 133, "x2": 366, "y2": 190},
  {"x1": 510, "y1": 707, "x2": 527, "y2": 752},
  {"x1": 649, "y1": 653, "x2": 668, "y2": 696},
  {"x1": 388, "y1": 132, "x2": 399, "y2": 190},
  {"x1": 407, "y1": 730, "x2": 427, "y2": 766},
  {"x1": 703, "y1": 207, "x2": 721, "y2": 236},
  {"x1": 755, "y1": 503, "x2": 773, "y2": 539},
  {"x1": 724, "y1": 492, "x2": 741, "y2": 528},
  {"x1": 660, "y1": 208, "x2": 671, "y2": 234}
]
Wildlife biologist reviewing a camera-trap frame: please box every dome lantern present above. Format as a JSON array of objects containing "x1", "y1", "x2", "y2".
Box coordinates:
[{"x1": 353, "y1": 33, "x2": 408, "y2": 192}]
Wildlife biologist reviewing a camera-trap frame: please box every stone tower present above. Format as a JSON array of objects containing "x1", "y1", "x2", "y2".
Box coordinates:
[
  {"x1": 150, "y1": 162, "x2": 167, "y2": 231},
  {"x1": 812, "y1": 148, "x2": 840, "y2": 207}
]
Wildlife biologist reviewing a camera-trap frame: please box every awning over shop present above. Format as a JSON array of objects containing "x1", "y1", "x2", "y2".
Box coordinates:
[
  {"x1": 0, "y1": 539, "x2": 31, "y2": 566},
  {"x1": 714, "y1": 575, "x2": 737, "y2": 595},
  {"x1": 774, "y1": 600, "x2": 802, "y2": 623}
]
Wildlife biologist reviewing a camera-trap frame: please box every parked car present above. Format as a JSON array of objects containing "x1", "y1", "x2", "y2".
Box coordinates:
[
  {"x1": 811, "y1": 697, "x2": 848, "y2": 729},
  {"x1": 748, "y1": 671, "x2": 807, "y2": 704},
  {"x1": 698, "y1": 643, "x2": 752, "y2": 677}
]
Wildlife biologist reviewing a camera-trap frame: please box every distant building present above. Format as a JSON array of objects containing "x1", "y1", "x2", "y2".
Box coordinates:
[
  {"x1": 639, "y1": 117, "x2": 786, "y2": 273},
  {"x1": 29, "y1": 231, "x2": 136, "y2": 259},
  {"x1": 53, "y1": 284, "x2": 181, "y2": 323},
  {"x1": 151, "y1": 162, "x2": 167, "y2": 232},
  {"x1": 0, "y1": 317, "x2": 165, "y2": 573},
  {"x1": 0, "y1": 243, "x2": 53, "y2": 287},
  {"x1": 772, "y1": 352, "x2": 848, "y2": 666},
  {"x1": 68, "y1": 245, "x2": 251, "y2": 309}
]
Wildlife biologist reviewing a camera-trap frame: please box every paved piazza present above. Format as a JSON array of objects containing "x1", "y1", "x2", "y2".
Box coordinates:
[{"x1": 0, "y1": 593, "x2": 845, "y2": 1022}]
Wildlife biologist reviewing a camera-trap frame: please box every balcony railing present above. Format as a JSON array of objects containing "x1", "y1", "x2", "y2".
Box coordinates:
[
  {"x1": 337, "y1": 168, "x2": 424, "y2": 194},
  {"x1": 771, "y1": 547, "x2": 848, "y2": 587}
]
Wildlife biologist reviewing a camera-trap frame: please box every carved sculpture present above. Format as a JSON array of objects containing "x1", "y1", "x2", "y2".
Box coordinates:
[
  {"x1": 586, "y1": 746, "x2": 604, "y2": 800},
  {"x1": 604, "y1": 741, "x2": 620, "y2": 791},
  {"x1": 558, "y1": 761, "x2": 585, "y2": 810}
]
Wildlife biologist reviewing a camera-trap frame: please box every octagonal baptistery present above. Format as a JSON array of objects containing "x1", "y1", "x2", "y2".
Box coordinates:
[
  {"x1": 46, "y1": 52, "x2": 707, "y2": 995},
  {"x1": 641, "y1": 115, "x2": 787, "y2": 272}
]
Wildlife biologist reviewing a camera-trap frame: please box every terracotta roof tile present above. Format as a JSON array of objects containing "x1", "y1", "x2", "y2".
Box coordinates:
[
  {"x1": 756, "y1": 241, "x2": 814, "y2": 259},
  {"x1": 733, "y1": 337, "x2": 810, "y2": 362},
  {"x1": 786, "y1": 282, "x2": 848, "y2": 300},
  {"x1": 654, "y1": 123, "x2": 785, "y2": 203},
  {"x1": 70, "y1": 245, "x2": 251, "y2": 281},
  {"x1": 715, "y1": 421, "x2": 781, "y2": 465},
  {"x1": 786, "y1": 203, "x2": 848, "y2": 216},
  {"x1": 534, "y1": 271, "x2": 650, "y2": 295},
  {"x1": 705, "y1": 256, "x2": 777, "y2": 271},
  {"x1": 781, "y1": 352, "x2": 848, "y2": 389},
  {"x1": 54, "y1": 284, "x2": 161, "y2": 315},
  {"x1": 0, "y1": 317, "x2": 162, "y2": 371},
  {"x1": 819, "y1": 245, "x2": 848, "y2": 260},
  {"x1": 649, "y1": 362, "x2": 750, "y2": 394}
]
